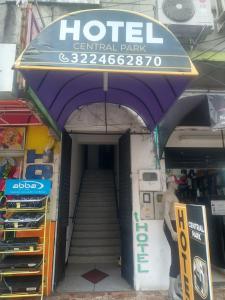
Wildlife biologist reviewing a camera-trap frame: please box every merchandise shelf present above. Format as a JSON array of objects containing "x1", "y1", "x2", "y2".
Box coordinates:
[
  {"x1": 0, "y1": 269, "x2": 41, "y2": 276},
  {"x1": 0, "y1": 195, "x2": 49, "y2": 300},
  {"x1": 0, "y1": 245, "x2": 43, "y2": 255},
  {"x1": 0, "y1": 226, "x2": 44, "y2": 232},
  {"x1": 0, "y1": 292, "x2": 42, "y2": 298},
  {"x1": 0, "y1": 207, "x2": 45, "y2": 212}
]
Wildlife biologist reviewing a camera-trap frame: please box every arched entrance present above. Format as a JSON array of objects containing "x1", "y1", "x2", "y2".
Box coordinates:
[
  {"x1": 55, "y1": 103, "x2": 149, "y2": 292},
  {"x1": 14, "y1": 8, "x2": 198, "y2": 294}
]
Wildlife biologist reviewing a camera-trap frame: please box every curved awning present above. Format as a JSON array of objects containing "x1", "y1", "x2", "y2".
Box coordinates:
[
  {"x1": 0, "y1": 99, "x2": 42, "y2": 126},
  {"x1": 15, "y1": 9, "x2": 198, "y2": 131}
]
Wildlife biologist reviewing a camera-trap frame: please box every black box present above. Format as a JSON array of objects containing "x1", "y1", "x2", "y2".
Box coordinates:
[
  {"x1": 4, "y1": 213, "x2": 44, "y2": 229},
  {"x1": 6, "y1": 196, "x2": 47, "y2": 209}
]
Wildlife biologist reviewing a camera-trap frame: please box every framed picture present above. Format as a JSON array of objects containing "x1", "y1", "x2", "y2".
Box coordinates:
[{"x1": 0, "y1": 127, "x2": 25, "y2": 150}]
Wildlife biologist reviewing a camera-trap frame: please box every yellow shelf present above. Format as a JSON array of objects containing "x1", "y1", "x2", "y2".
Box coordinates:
[
  {"x1": 0, "y1": 226, "x2": 44, "y2": 232},
  {"x1": 0, "y1": 269, "x2": 41, "y2": 276},
  {"x1": 0, "y1": 207, "x2": 45, "y2": 212},
  {"x1": 0, "y1": 292, "x2": 42, "y2": 298},
  {"x1": 0, "y1": 246, "x2": 43, "y2": 255},
  {"x1": 0, "y1": 198, "x2": 48, "y2": 300}
]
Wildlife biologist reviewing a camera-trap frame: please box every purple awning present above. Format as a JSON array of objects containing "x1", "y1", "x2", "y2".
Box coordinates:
[{"x1": 20, "y1": 70, "x2": 192, "y2": 130}]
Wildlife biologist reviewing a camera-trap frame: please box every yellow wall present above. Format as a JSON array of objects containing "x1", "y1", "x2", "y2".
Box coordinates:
[{"x1": 24, "y1": 125, "x2": 61, "y2": 295}]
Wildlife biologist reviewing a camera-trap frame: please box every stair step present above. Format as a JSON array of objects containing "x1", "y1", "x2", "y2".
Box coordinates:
[
  {"x1": 75, "y1": 217, "x2": 118, "y2": 224},
  {"x1": 78, "y1": 206, "x2": 116, "y2": 213},
  {"x1": 71, "y1": 238, "x2": 120, "y2": 247},
  {"x1": 77, "y1": 212, "x2": 117, "y2": 219},
  {"x1": 80, "y1": 192, "x2": 115, "y2": 196},
  {"x1": 74, "y1": 224, "x2": 119, "y2": 231},
  {"x1": 73, "y1": 230, "x2": 120, "y2": 238},
  {"x1": 79, "y1": 201, "x2": 116, "y2": 208},
  {"x1": 79, "y1": 198, "x2": 116, "y2": 203},
  {"x1": 70, "y1": 245, "x2": 120, "y2": 256},
  {"x1": 81, "y1": 190, "x2": 115, "y2": 194},
  {"x1": 68, "y1": 255, "x2": 118, "y2": 264},
  {"x1": 79, "y1": 197, "x2": 116, "y2": 202},
  {"x1": 82, "y1": 181, "x2": 114, "y2": 184}
]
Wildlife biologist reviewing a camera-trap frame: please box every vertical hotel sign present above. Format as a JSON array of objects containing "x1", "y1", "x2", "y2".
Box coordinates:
[{"x1": 175, "y1": 204, "x2": 213, "y2": 300}]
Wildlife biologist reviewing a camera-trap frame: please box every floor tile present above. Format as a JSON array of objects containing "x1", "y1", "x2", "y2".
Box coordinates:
[
  {"x1": 94, "y1": 275, "x2": 131, "y2": 292},
  {"x1": 212, "y1": 268, "x2": 225, "y2": 283},
  {"x1": 95, "y1": 264, "x2": 121, "y2": 277},
  {"x1": 65, "y1": 263, "x2": 96, "y2": 276},
  {"x1": 57, "y1": 275, "x2": 94, "y2": 292}
]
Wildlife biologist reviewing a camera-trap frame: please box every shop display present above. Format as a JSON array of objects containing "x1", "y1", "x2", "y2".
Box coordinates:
[
  {"x1": 6, "y1": 195, "x2": 47, "y2": 209},
  {"x1": 0, "y1": 193, "x2": 48, "y2": 299},
  {"x1": 3, "y1": 275, "x2": 42, "y2": 293},
  {"x1": 0, "y1": 237, "x2": 40, "y2": 252},
  {"x1": 169, "y1": 168, "x2": 225, "y2": 270},
  {"x1": 0, "y1": 255, "x2": 42, "y2": 270},
  {"x1": 4, "y1": 212, "x2": 45, "y2": 229}
]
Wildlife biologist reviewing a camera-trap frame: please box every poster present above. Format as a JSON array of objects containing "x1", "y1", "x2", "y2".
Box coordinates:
[
  {"x1": 0, "y1": 127, "x2": 25, "y2": 150},
  {"x1": 0, "y1": 157, "x2": 23, "y2": 191},
  {"x1": 175, "y1": 204, "x2": 213, "y2": 300}
]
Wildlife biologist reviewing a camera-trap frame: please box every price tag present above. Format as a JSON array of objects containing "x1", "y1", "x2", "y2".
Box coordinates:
[
  {"x1": 16, "y1": 203, "x2": 20, "y2": 209},
  {"x1": 14, "y1": 222, "x2": 18, "y2": 228}
]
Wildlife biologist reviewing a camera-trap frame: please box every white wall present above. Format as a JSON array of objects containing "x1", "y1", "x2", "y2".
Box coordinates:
[
  {"x1": 66, "y1": 135, "x2": 85, "y2": 261},
  {"x1": 130, "y1": 134, "x2": 170, "y2": 291}
]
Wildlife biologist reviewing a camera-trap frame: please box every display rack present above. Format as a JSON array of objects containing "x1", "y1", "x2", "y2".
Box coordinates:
[{"x1": 0, "y1": 196, "x2": 48, "y2": 299}]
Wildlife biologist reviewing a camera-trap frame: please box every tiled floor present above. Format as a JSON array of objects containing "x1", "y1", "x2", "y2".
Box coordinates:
[
  {"x1": 212, "y1": 267, "x2": 225, "y2": 287},
  {"x1": 46, "y1": 289, "x2": 225, "y2": 300},
  {"x1": 54, "y1": 263, "x2": 225, "y2": 299},
  {"x1": 56, "y1": 263, "x2": 131, "y2": 293}
]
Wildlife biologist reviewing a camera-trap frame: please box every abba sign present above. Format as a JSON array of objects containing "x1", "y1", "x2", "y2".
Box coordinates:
[{"x1": 18, "y1": 9, "x2": 194, "y2": 74}]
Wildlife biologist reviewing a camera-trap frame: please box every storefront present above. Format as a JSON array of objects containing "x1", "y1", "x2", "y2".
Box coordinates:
[
  {"x1": 1, "y1": 8, "x2": 201, "y2": 296},
  {"x1": 159, "y1": 94, "x2": 225, "y2": 282}
]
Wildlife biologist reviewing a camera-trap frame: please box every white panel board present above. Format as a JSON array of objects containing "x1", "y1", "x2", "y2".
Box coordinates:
[{"x1": 0, "y1": 44, "x2": 16, "y2": 94}]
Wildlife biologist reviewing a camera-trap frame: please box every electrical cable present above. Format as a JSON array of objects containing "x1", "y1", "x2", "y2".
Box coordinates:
[
  {"x1": 101, "y1": 0, "x2": 154, "y2": 7},
  {"x1": 192, "y1": 37, "x2": 225, "y2": 61},
  {"x1": 197, "y1": 35, "x2": 225, "y2": 44}
]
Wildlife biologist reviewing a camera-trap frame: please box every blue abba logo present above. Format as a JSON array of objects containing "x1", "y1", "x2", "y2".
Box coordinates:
[{"x1": 5, "y1": 179, "x2": 52, "y2": 195}]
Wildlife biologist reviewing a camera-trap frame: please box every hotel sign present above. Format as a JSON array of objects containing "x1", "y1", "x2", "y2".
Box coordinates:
[
  {"x1": 175, "y1": 204, "x2": 213, "y2": 300},
  {"x1": 17, "y1": 9, "x2": 195, "y2": 74}
]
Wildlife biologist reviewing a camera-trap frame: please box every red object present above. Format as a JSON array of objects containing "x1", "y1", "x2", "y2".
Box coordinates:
[
  {"x1": 0, "y1": 99, "x2": 42, "y2": 126},
  {"x1": 175, "y1": 175, "x2": 187, "y2": 185},
  {"x1": 82, "y1": 269, "x2": 109, "y2": 284}
]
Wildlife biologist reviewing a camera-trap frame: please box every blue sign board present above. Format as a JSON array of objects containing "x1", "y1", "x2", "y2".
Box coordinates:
[
  {"x1": 17, "y1": 9, "x2": 196, "y2": 75},
  {"x1": 5, "y1": 179, "x2": 52, "y2": 195}
]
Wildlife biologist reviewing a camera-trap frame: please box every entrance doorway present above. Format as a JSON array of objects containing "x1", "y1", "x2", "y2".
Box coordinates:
[
  {"x1": 84, "y1": 145, "x2": 114, "y2": 170},
  {"x1": 56, "y1": 133, "x2": 133, "y2": 293}
]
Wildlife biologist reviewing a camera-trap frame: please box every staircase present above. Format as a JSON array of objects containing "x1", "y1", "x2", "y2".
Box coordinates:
[{"x1": 68, "y1": 170, "x2": 120, "y2": 264}]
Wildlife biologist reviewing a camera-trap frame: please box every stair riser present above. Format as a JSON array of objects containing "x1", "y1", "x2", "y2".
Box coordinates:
[
  {"x1": 70, "y1": 246, "x2": 120, "y2": 255},
  {"x1": 71, "y1": 238, "x2": 120, "y2": 247},
  {"x1": 80, "y1": 193, "x2": 115, "y2": 197},
  {"x1": 74, "y1": 224, "x2": 119, "y2": 231},
  {"x1": 73, "y1": 231, "x2": 120, "y2": 238},
  {"x1": 79, "y1": 202, "x2": 116, "y2": 208},
  {"x1": 77, "y1": 210, "x2": 117, "y2": 217},
  {"x1": 82, "y1": 181, "x2": 114, "y2": 185},
  {"x1": 78, "y1": 207, "x2": 116, "y2": 213},
  {"x1": 79, "y1": 197, "x2": 116, "y2": 201},
  {"x1": 75, "y1": 218, "x2": 117, "y2": 224},
  {"x1": 68, "y1": 256, "x2": 118, "y2": 264}
]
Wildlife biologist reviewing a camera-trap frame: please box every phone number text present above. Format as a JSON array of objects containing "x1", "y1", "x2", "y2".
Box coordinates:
[{"x1": 58, "y1": 52, "x2": 162, "y2": 67}]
